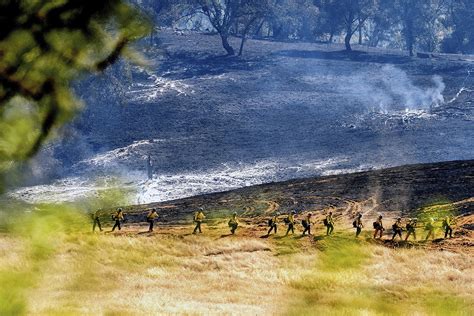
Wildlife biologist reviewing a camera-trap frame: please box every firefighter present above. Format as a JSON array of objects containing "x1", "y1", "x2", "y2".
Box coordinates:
[
  {"x1": 267, "y1": 213, "x2": 279, "y2": 236},
  {"x1": 353, "y1": 213, "x2": 363, "y2": 238},
  {"x1": 146, "y1": 208, "x2": 159, "y2": 232},
  {"x1": 92, "y1": 209, "x2": 102, "y2": 232},
  {"x1": 228, "y1": 212, "x2": 239, "y2": 234},
  {"x1": 373, "y1": 215, "x2": 384, "y2": 239},
  {"x1": 443, "y1": 216, "x2": 453, "y2": 238},
  {"x1": 391, "y1": 218, "x2": 403, "y2": 241},
  {"x1": 424, "y1": 217, "x2": 436, "y2": 240},
  {"x1": 405, "y1": 218, "x2": 417, "y2": 241},
  {"x1": 193, "y1": 208, "x2": 206, "y2": 234},
  {"x1": 325, "y1": 211, "x2": 334, "y2": 236},
  {"x1": 111, "y1": 208, "x2": 124, "y2": 232},
  {"x1": 302, "y1": 213, "x2": 312, "y2": 236},
  {"x1": 285, "y1": 211, "x2": 296, "y2": 236}
]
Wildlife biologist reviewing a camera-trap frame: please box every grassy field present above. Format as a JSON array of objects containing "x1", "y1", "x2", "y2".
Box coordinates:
[{"x1": 0, "y1": 205, "x2": 472, "y2": 316}]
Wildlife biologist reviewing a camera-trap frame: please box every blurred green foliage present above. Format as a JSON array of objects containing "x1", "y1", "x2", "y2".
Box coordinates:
[
  {"x1": 0, "y1": 204, "x2": 88, "y2": 315},
  {"x1": 416, "y1": 200, "x2": 456, "y2": 227},
  {"x1": 0, "y1": 0, "x2": 151, "y2": 181}
]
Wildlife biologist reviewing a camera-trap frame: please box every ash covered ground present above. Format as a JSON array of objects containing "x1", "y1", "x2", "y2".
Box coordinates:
[{"x1": 8, "y1": 30, "x2": 474, "y2": 204}]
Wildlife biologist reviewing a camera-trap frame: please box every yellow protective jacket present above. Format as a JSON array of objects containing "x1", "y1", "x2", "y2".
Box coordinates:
[
  {"x1": 194, "y1": 211, "x2": 205, "y2": 222},
  {"x1": 147, "y1": 211, "x2": 158, "y2": 220},
  {"x1": 287, "y1": 214, "x2": 295, "y2": 224},
  {"x1": 271, "y1": 215, "x2": 278, "y2": 225},
  {"x1": 326, "y1": 215, "x2": 334, "y2": 225},
  {"x1": 114, "y1": 212, "x2": 124, "y2": 221},
  {"x1": 443, "y1": 217, "x2": 451, "y2": 227},
  {"x1": 228, "y1": 215, "x2": 238, "y2": 225}
]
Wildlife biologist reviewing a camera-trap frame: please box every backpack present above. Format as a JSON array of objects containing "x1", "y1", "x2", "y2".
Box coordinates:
[
  {"x1": 352, "y1": 220, "x2": 357, "y2": 228},
  {"x1": 323, "y1": 218, "x2": 329, "y2": 226},
  {"x1": 373, "y1": 221, "x2": 379, "y2": 229},
  {"x1": 301, "y1": 220, "x2": 308, "y2": 228},
  {"x1": 268, "y1": 219, "x2": 273, "y2": 226},
  {"x1": 283, "y1": 217, "x2": 290, "y2": 224}
]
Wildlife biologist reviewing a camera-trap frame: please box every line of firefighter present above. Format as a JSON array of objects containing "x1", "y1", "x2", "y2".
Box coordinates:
[{"x1": 93, "y1": 208, "x2": 456, "y2": 240}]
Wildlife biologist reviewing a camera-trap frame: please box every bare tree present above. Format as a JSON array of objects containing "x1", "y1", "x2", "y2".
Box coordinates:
[
  {"x1": 196, "y1": 0, "x2": 241, "y2": 55},
  {"x1": 317, "y1": 0, "x2": 377, "y2": 51},
  {"x1": 236, "y1": 0, "x2": 272, "y2": 55}
]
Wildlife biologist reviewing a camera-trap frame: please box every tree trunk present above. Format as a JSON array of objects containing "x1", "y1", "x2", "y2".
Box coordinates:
[
  {"x1": 358, "y1": 18, "x2": 362, "y2": 45},
  {"x1": 221, "y1": 34, "x2": 235, "y2": 55},
  {"x1": 404, "y1": 16, "x2": 414, "y2": 56},
  {"x1": 408, "y1": 41, "x2": 413, "y2": 56},
  {"x1": 345, "y1": 11, "x2": 354, "y2": 51},
  {"x1": 238, "y1": 36, "x2": 246, "y2": 56},
  {"x1": 345, "y1": 31, "x2": 352, "y2": 51},
  {"x1": 406, "y1": 28, "x2": 414, "y2": 56}
]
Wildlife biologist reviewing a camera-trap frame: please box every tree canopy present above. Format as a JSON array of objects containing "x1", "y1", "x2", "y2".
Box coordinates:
[
  {"x1": 0, "y1": 0, "x2": 151, "y2": 176},
  {"x1": 152, "y1": 0, "x2": 474, "y2": 56}
]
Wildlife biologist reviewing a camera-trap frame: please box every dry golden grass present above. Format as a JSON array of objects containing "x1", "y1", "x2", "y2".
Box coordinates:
[
  {"x1": 23, "y1": 231, "x2": 285, "y2": 315},
  {"x1": 0, "y1": 207, "x2": 473, "y2": 315}
]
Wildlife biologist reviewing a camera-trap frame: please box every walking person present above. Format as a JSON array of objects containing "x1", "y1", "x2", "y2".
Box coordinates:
[
  {"x1": 302, "y1": 213, "x2": 313, "y2": 236},
  {"x1": 391, "y1": 218, "x2": 403, "y2": 241},
  {"x1": 285, "y1": 211, "x2": 296, "y2": 236},
  {"x1": 373, "y1": 215, "x2": 384, "y2": 239},
  {"x1": 424, "y1": 217, "x2": 436, "y2": 241},
  {"x1": 146, "y1": 208, "x2": 159, "y2": 232},
  {"x1": 111, "y1": 208, "x2": 124, "y2": 232},
  {"x1": 353, "y1": 213, "x2": 363, "y2": 238},
  {"x1": 92, "y1": 209, "x2": 102, "y2": 232},
  {"x1": 443, "y1": 216, "x2": 453, "y2": 238},
  {"x1": 228, "y1": 212, "x2": 239, "y2": 234},
  {"x1": 325, "y1": 211, "x2": 334, "y2": 236},
  {"x1": 267, "y1": 213, "x2": 279, "y2": 236},
  {"x1": 193, "y1": 208, "x2": 206, "y2": 234},
  {"x1": 405, "y1": 218, "x2": 417, "y2": 241}
]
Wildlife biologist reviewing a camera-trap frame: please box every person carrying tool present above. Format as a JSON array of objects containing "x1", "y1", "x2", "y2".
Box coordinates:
[
  {"x1": 92, "y1": 209, "x2": 102, "y2": 232},
  {"x1": 391, "y1": 218, "x2": 403, "y2": 241},
  {"x1": 325, "y1": 211, "x2": 334, "y2": 236},
  {"x1": 267, "y1": 212, "x2": 279, "y2": 236},
  {"x1": 373, "y1": 215, "x2": 384, "y2": 239},
  {"x1": 193, "y1": 208, "x2": 206, "y2": 234},
  {"x1": 302, "y1": 213, "x2": 313, "y2": 236},
  {"x1": 228, "y1": 212, "x2": 239, "y2": 234},
  {"x1": 424, "y1": 217, "x2": 436, "y2": 240},
  {"x1": 353, "y1": 213, "x2": 363, "y2": 238},
  {"x1": 146, "y1": 208, "x2": 159, "y2": 232},
  {"x1": 442, "y1": 216, "x2": 453, "y2": 238},
  {"x1": 111, "y1": 208, "x2": 124, "y2": 232},
  {"x1": 285, "y1": 211, "x2": 296, "y2": 236},
  {"x1": 405, "y1": 218, "x2": 417, "y2": 241}
]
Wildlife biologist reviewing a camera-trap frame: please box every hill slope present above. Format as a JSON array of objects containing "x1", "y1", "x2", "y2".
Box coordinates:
[
  {"x1": 15, "y1": 29, "x2": 473, "y2": 204},
  {"x1": 113, "y1": 160, "x2": 474, "y2": 253}
]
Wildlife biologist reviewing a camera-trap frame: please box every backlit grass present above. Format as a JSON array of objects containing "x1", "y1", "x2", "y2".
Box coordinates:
[{"x1": 0, "y1": 204, "x2": 472, "y2": 315}]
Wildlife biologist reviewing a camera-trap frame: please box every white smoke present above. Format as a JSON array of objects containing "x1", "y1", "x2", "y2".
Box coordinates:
[
  {"x1": 342, "y1": 65, "x2": 445, "y2": 113},
  {"x1": 8, "y1": 157, "x2": 351, "y2": 205}
]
